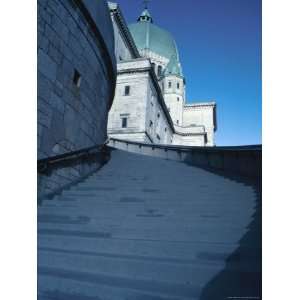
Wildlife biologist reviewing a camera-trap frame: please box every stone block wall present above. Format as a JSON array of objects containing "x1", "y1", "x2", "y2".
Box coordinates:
[
  {"x1": 37, "y1": 0, "x2": 116, "y2": 199},
  {"x1": 108, "y1": 72, "x2": 148, "y2": 137},
  {"x1": 108, "y1": 59, "x2": 173, "y2": 144},
  {"x1": 183, "y1": 103, "x2": 216, "y2": 146}
]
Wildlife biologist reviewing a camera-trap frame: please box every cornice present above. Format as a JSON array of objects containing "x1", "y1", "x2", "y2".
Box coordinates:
[
  {"x1": 184, "y1": 102, "x2": 216, "y2": 109},
  {"x1": 174, "y1": 131, "x2": 206, "y2": 137},
  {"x1": 109, "y1": 3, "x2": 140, "y2": 59}
]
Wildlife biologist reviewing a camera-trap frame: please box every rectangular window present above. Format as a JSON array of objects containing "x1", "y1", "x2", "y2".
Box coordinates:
[
  {"x1": 158, "y1": 65, "x2": 162, "y2": 77},
  {"x1": 124, "y1": 85, "x2": 130, "y2": 96},
  {"x1": 151, "y1": 63, "x2": 156, "y2": 71},
  {"x1": 121, "y1": 117, "x2": 127, "y2": 128},
  {"x1": 73, "y1": 69, "x2": 81, "y2": 87},
  {"x1": 149, "y1": 120, "x2": 153, "y2": 127},
  {"x1": 177, "y1": 82, "x2": 180, "y2": 89},
  {"x1": 177, "y1": 97, "x2": 180, "y2": 102},
  {"x1": 168, "y1": 81, "x2": 171, "y2": 88}
]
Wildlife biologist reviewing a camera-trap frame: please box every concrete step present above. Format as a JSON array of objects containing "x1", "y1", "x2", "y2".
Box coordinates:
[
  {"x1": 38, "y1": 248, "x2": 224, "y2": 287},
  {"x1": 37, "y1": 225, "x2": 249, "y2": 245},
  {"x1": 38, "y1": 270, "x2": 198, "y2": 300},
  {"x1": 38, "y1": 234, "x2": 243, "y2": 262}
]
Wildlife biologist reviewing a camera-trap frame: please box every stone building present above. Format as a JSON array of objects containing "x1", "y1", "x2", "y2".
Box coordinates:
[
  {"x1": 108, "y1": 3, "x2": 217, "y2": 146},
  {"x1": 37, "y1": 0, "x2": 116, "y2": 198}
]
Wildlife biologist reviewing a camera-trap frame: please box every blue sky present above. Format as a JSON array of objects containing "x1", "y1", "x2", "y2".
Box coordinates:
[{"x1": 114, "y1": 0, "x2": 261, "y2": 146}]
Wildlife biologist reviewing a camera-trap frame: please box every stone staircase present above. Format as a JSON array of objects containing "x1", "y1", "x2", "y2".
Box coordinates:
[{"x1": 38, "y1": 149, "x2": 261, "y2": 300}]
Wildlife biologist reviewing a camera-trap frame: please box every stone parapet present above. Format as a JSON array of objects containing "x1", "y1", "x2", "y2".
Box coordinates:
[{"x1": 108, "y1": 138, "x2": 262, "y2": 179}]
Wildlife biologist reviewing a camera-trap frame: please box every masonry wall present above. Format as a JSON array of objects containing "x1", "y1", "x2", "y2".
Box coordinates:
[
  {"x1": 108, "y1": 69, "x2": 148, "y2": 142},
  {"x1": 145, "y1": 77, "x2": 173, "y2": 144},
  {"x1": 163, "y1": 75, "x2": 185, "y2": 126},
  {"x1": 183, "y1": 105, "x2": 216, "y2": 146},
  {"x1": 37, "y1": 0, "x2": 116, "y2": 199},
  {"x1": 172, "y1": 133, "x2": 206, "y2": 146},
  {"x1": 141, "y1": 49, "x2": 169, "y2": 77},
  {"x1": 108, "y1": 59, "x2": 173, "y2": 144}
]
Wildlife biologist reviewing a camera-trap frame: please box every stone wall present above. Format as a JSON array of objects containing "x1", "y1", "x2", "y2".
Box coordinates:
[
  {"x1": 108, "y1": 59, "x2": 173, "y2": 144},
  {"x1": 183, "y1": 103, "x2": 216, "y2": 146},
  {"x1": 172, "y1": 132, "x2": 206, "y2": 146},
  {"x1": 162, "y1": 74, "x2": 185, "y2": 126},
  {"x1": 108, "y1": 61, "x2": 148, "y2": 142},
  {"x1": 37, "y1": 0, "x2": 116, "y2": 199},
  {"x1": 145, "y1": 75, "x2": 173, "y2": 144}
]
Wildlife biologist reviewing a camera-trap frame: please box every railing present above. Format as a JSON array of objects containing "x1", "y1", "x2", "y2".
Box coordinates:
[
  {"x1": 38, "y1": 140, "x2": 109, "y2": 174},
  {"x1": 38, "y1": 140, "x2": 110, "y2": 201},
  {"x1": 108, "y1": 137, "x2": 262, "y2": 179}
]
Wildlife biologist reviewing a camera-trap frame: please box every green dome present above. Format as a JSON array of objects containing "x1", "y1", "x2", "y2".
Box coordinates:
[{"x1": 128, "y1": 10, "x2": 179, "y2": 61}]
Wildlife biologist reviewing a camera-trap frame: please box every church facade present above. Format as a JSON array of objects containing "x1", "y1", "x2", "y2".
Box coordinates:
[{"x1": 107, "y1": 3, "x2": 217, "y2": 146}]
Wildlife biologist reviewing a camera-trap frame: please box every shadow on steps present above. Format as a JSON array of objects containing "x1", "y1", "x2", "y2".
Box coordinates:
[{"x1": 199, "y1": 182, "x2": 262, "y2": 300}]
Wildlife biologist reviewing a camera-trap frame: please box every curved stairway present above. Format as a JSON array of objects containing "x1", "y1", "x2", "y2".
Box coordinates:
[{"x1": 38, "y1": 149, "x2": 261, "y2": 300}]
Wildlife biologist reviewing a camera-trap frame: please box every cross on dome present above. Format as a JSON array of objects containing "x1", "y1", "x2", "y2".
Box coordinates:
[{"x1": 143, "y1": 0, "x2": 150, "y2": 9}]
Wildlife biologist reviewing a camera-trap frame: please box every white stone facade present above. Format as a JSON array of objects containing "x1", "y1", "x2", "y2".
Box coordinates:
[
  {"x1": 108, "y1": 59, "x2": 173, "y2": 144},
  {"x1": 107, "y1": 3, "x2": 217, "y2": 146}
]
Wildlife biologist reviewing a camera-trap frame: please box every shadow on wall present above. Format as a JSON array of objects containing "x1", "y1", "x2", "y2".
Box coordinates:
[
  {"x1": 183, "y1": 149, "x2": 262, "y2": 180},
  {"x1": 199, "y1": 179, "x2": 262, "y2": 300}
]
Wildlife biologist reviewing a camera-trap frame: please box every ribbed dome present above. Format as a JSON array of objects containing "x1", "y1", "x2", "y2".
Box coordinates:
[{"x1": 128, "y1": 9, "x2": 179, "y2": 61}]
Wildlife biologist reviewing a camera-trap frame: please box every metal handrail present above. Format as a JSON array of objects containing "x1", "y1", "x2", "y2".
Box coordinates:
[{"x1": 38, "y1": 139, "x2": 109, "y2": 173}]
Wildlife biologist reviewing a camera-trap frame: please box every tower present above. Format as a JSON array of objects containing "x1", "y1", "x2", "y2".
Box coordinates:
[{"x1": 162, "y1": 55, "x2": 185, "y2": 126}]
